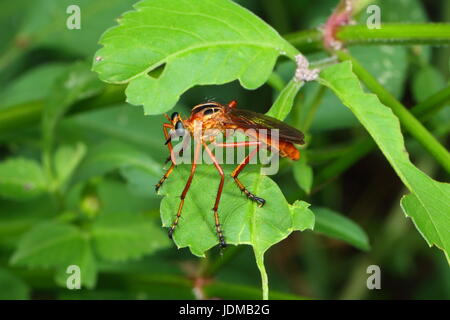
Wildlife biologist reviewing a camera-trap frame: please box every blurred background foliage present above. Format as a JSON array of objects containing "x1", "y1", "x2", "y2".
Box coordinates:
[{"x1": 0, "y1": 0, "x2": 449, "y2": 300}]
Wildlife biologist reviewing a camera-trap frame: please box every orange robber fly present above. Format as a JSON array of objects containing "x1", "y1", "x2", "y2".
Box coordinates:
[{"x1": 155, "y1": 100, "x2": 305, "y2": 248}]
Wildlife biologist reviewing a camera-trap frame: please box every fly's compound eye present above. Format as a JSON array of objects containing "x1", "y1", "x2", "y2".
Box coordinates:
[
  {"x1": 170, "y1": 112, "x2": 179, "y2": 121},
  {"x1": 175, "y1": 121, "x2": 185, "y2": 136},
  {"x1": 203, "y1": 108, "x2": 218, "y2": 116}
]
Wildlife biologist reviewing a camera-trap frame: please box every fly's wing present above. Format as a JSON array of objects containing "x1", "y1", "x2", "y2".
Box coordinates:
[{"x1": 224, "y1": 108, "x2": 305, "y2": 145}]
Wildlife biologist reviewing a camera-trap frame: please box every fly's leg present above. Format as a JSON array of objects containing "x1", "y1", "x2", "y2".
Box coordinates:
[
  {"x1": 168, "y1": 141, "x2": 201, "y2": 239},
  {"x1": 215, "y1": 141, "x2": 265, "y2": 207},
  {"x1": 155, "y1": 163, "x2": 174, "y2": 192},
  {"x1": 156, "y1": 123, "x2": 176, "y2": 192},
  {"x1": 203, "y1": 143, "x2": 227, "y2": 248}
]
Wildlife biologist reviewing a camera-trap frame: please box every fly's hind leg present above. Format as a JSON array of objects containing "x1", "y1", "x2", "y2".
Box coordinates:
[{"x1": 216, "y1": 141, "x2": 266, "y2": 207}]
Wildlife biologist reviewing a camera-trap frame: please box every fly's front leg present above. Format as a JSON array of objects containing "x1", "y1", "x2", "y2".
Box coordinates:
[
  {"x1": 215, "y1": 141, "x2": 265, "y2": 207},
  {"x1": 156, "y1": 123, "x2": 179, "y2": 192},
  {"x1": 168, "y1": 140, "x2": 201, "y2": 239}
]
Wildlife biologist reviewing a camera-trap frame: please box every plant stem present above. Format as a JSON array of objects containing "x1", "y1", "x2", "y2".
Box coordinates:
[
  {"x1": 267, "y1": 72, "x2": 286, "y2": 92},
  {"x1": 336, "y1": 50, "x2": 450, "y2": 175},
  {"x1": 205, "y1": 281, "x2": 309, "y2": 300},
  {"x1": 285, "y1": 23, "x2": 450, "y2": 53},
  {"x1": 338, "y1": 23, "x2": 450, "y2": 45}
]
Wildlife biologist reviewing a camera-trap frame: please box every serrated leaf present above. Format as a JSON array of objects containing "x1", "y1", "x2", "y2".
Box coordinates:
[
  {"x1": 313, "y1": 207, "x2": 370, "y2": 251},
  {"x1": 0, "y1": 158, "x2": 47, "y2": 201},
  {"x1": 159, "y1": 164, "x2": 314, "y2": 298},
  {"x1": 290, "y1": 200, "x2": 315, "y2": 231},
  {"x1": 93, "y1": 0, "x2": 298, "y2": 114},
  {"x1": 319, "y1": 61, "x2": 450, "y2": 263},
  {"x1": 91, "y1": 211, "x2": 170, "y2": 262},
  {"x1": 10, "y1": 221, "x2": 89, "y2": 268}
]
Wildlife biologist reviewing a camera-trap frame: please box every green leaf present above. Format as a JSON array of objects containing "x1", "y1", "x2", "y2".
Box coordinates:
[
  {"x1": 60, "y1": 104, "x2": 173, "y2": 162},
  {"x1": 97, "y1": 179, "x2": 159, "y2": 215},
  {"x1": 290, "y1": 200, "x2": 315, "y2": 231},
  {"x1": 18, "y1": 0, "x2": 138, "y2": 57},
  {"x1": 160, "y1": 164, "x2": 314, "y2": 299},
  {"x1": 313, "y1": 207, "x2": 370, "y2": 251},
  {"x1": 293, "y1": 155, "x2": 313, "y2": 195},
  {"x1": 42, "y1": 62, "x2": 103, "y2": 152},
  {"x1": 75, "y1": 141, "x2": 162, "y2": 183},
  {"x1": 319, "y1": 61, "x2": 450, "y2": 262},
  {"x1": 412, "y1": 65, "x2": 446, "y2": 104},
  {"x1": 0, "y1": 158, "x2": 47, "y2": 200},
  {"x1": 54, "y1": 243, "x2": 97, "y2": 289},
  {"x1": 54, "y1": 143, "x2": 87, "y2": 189},
  {"x1": 93, "y1": 0, "x2": 298, "y2": 114},
  {"x1": 91, "y1": 211, "x2": 170, "y2": 262},
  {"x1": 10, "y1": 221, "x2": 90, "y2": 268},
  {"x1": 0, "y1": 63, "x2": 68, "y2": 109},
  {"x1": 400, "y1": 191, "x2": 450, "y2": 254},
  {"x1": 0, "y1": 196, "x2": 57, "y2": 246},
  {"x1": 266, "y1": 79, "x2": 304, "y2": 121}
]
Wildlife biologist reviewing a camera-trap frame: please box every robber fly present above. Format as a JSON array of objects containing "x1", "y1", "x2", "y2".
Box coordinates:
[{"x1": 155, "y1": 101, "x2": 305, "y2": 248}]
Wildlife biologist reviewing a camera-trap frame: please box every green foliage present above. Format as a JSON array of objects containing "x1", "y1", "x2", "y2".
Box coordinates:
[
  {"x1": 0, "y1": 158, "x2": 47, "y2": 200},
  {"x1": 160, "y1": 165, "x2": 314, "y2": 256},
  {"x1": 54, "y1": 143, "x2": 87, "y2": 190},
  {"x1": 0, "y1": 0, "x2": 448, "y2": 301},
  {"x1": 159, "y1": 165, "x2": 314, "y2": 298},
  {"x1": 93, "y1": 0, "x2": 298, "y2": 114},
  {"x1": 319, "y1": 62, "x2": 450, "y2": 262},
  {"x1": 0, "y1": 269, "x2": 29, "y2": 300},
  {"x1": 266, "y1": 79, "x2": 304, "y2": 121},
  {"x1": 11, "y1": 221, "x2": 90, "y2": 268},
  {"x1": 293, "y1": 155, "x2": 313, "y2": 195},
  {"x1": 313, "y1": 207, "x2": 370, "y2": 251},
  {"x1": 18, "y1": 0, "x2": 138, "y2": 57},
  {"x1": 92, "y1": 211, "x2": 170, "y2": 262}
]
